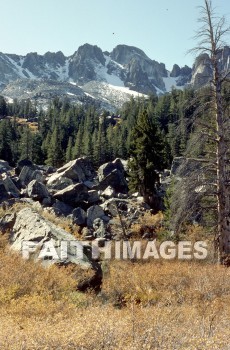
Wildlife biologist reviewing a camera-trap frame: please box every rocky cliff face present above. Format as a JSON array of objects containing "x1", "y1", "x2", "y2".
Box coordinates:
[
  {"x1": 191, "y1": 46, "x2": 230, "y2": 88},
  {"x1": 0, "y1": 43, "x2": 229, "y2": 110},
  {"x1": 69, "y1": 44, "x2": 106, "y2": 84},
  {"x1": 111, "y1": 45, "x2": 168, "y2": 93},
  {"x1": 0, "y1": 44, "x2": 193, "y2": 110}
]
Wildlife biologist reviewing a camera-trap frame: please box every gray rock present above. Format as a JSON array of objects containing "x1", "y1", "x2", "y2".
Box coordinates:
[
  {"x1": 38, "y1": 165, "x2": 56, "y2": 175},
  {"x1": 72, "y1": 207, "x2": 87, "y2": 226},
  {"x1": 0, "y1": 174, "x2": 20, "y2": 198},
  {"x1": 87, "y1": 205, "x2": 105, "y2": 227},
  {"x1": 101, "y1": 215, "x2": 110, "y2": 223},
  {"x1": 47, "y1": 157, "x2": 95, "y2": 190},
  {"x1": 19, "y1": 166, "x2": 43, "y2": 186},
  {"x1": 98, "y1": 169, "x2": 128, "y2": 193},
  {"x1": 10, "y1": 207, "x2": 102, "y2": 291},
  {"x1": 83, "y1": 180, "x2": 96, "y2": 189},
  {"x1": 0, "y1": 183, "x2": 10, "y2": 201},
  {"x1": 52, "y1": 200, "x2": 73, "y2": 216},
  {"x1": 98, "y1": 162, "x2": 117, "y2": 182},
  {"x1": 88, "y1": 190, "x2": 100, "y2": 203},
  {"x1": 31, "y1": 169, "x2": 44, "y2": 183},
  {"x1": 93, "y1": 218, "x2": 107, "y2": 238},
  {"x1": 27, "y1": 180, "x2": 49, "y2": 201},
  {"x1": 48, "y1": 157, "x2": 95, "y2": 184},
  {"x1": 110, "y1": 45, "x2": 166, "y2": 93},
  {"x1": 42, "y1": 197, "x2": 52, "y2": 206},
  {"x1": 53, "y1": 183, "x2": 89, "y2": 206},
  {"x1": 191, "y1": 53, "x2": 213, "y2": 88},
  {"x1": 101, "y1": 186, "x2": 115, "y2": 199},
  {"x1": 170, "y1": 64, "x2": 181, "y2": 77},
  {"x1": 46, "y1": 175, "x2": 73, "y2": 190},
  {"x1": 98, "y1": 158, "x2": 125, "y2": 181},
  {"x1": 0, "y1": 160, "x2": 12, "y2": 174},
  {"x1": 57, "y1": 157, "x2": 95, "y2": 181},
  {"x1": 69, "y1": 44, "x2": 106, "y2": 84},
  {"x1": 101, "y1": 198, "x2": 129, "y2": 217},
  {"x1": 0, "y1": 213, "x2": 16, "y2": 233},
  {"x1": 15, "y1": 159, "x2": 34, "y2": 175}
]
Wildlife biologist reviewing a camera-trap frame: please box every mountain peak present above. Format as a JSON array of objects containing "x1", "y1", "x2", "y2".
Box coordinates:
[
  {"x1": 0, "y1": 43, "x2": 228, "y2": 111},
  {"x1": 110, "y1": 44, "x2": 149, "y2": 65}
]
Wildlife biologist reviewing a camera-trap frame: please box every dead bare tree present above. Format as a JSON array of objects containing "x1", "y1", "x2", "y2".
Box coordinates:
[{"x1": 190, "y1": 0, "x2": 230, "y2": 265}]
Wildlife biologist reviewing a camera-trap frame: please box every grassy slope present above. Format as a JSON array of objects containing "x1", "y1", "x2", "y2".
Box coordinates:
[
  {"x1": 0, "y1": 241, "x2": 229, "y2": 349},
  {"x1": 0, "y1": 206, "x2": 229, "y2": 349}
]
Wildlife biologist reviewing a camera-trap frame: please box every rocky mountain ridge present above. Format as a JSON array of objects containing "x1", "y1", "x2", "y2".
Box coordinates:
[
  {"x1": 0, "y1": 43, "x2": 229, "y2": 110},
  {"x1": 0, "y1": 44, "x2": 191, "y2": 110},
  {"x1": 191, "y1": 46, "x2": 230, "y2": 88}
]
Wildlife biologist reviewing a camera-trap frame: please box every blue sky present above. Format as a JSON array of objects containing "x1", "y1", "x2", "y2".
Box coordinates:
[{"x1": 1, "y1": 0, "x2": 229, "y2": 70}]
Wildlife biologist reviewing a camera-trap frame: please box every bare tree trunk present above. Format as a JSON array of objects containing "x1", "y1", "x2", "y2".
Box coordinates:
[
  {"x1": 183, "y1": 0, "x2": 230, "y2": 265},
  {"x1": 205, "y1": 0, "x2": 230, "y2": 265},
  {"x1": 215, "y1": 78, "x2": 230, "y2": 264}
]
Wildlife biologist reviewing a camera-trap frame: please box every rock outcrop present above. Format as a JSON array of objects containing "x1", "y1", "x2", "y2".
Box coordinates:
[
  {"x1": 47, "y1": 157, "x2": 96, "y2": 189},
  {"x1": 10, "y1": 207, "x2": 102, "y2": 291},
  {"x1": 0, "y1": 157, "x2": 155, "y2": 243},
  {"x1": 97, "y1": 158, "x2": 128, "y2": 193},
  {"x1": 191, "y1": 46, "x2": 230, "y2": 89}
]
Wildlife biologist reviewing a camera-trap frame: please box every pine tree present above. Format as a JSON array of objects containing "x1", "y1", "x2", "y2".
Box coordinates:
[
  {"x1": 72, "y1": 124, "x2": 84, "y2": 159},
  {"x1": 94, "y1": 116, "x2": 107, "y2": 166},
  {"x1": 19, "y1": 125, "x2": 33, "y2": 160},
  {"x1": 106, "y1": 124, "x2": 115, "y2": 160},
  {"x1": 0, "y1": 96, "x2": 7, "y2": 117},
  {"x1": 32, "y1": 133, "x2": 45, "y2": 164},
  {"x1": 65, "y1": 136, "x2": 73, "y2": 162},
  {"x1": 46, "y1": 126, "x2": 64, "y2": 167},
  {"x1": 0, "y1": 119, "x2": 14, "y2": 163},
  {"x1": 128, "y1": 110, "x2": 166, "y2": 207}
]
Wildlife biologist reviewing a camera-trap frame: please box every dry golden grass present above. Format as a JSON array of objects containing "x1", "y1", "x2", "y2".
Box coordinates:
[
  {"x1": 41, "y1": 210, "x2": 82, "y2": 238},
  {"x1": 0, "y1": 233, "x2": 229, "y2": 350},
  {"x1": 1, "y1": 201, "x2": 29, "y2": 215},
  {"x1": 0, "y1": 243, "x2": 76, "y2": 305},
  {"x1": 0, "y1": 206, "x2": 229, "y2": 349},
  {"x1": 130, "y1": 211, "x2": 164, "y2": 239}
]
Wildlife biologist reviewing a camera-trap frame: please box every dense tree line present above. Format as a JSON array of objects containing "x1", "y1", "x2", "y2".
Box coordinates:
[{"x1": 0, "y1": 89, "x2": 197, "y2": 171}]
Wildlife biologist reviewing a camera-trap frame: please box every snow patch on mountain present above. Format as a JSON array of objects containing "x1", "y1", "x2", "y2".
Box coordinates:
[
  {"x1": 84, "y1": 92, "x2": 96, "y2": 99},
  {"x1": 163, "y1": 72, "x2": 184, "y2": 92},
  {"x1": 5, "y1": 55, "x2": 37, "y2": 79},
  {"x1": 5, "y1": 56, "x2": 25, "y2": 78},
  {"x1": 107, "y1": 84, "x2": 147, "y2": 98},
  {"x1": 55, "y1": 58, "x2": 70, "y2": 81},
  {"x1": 95, "y1": 55, "x2": 124, "y2": 87}
]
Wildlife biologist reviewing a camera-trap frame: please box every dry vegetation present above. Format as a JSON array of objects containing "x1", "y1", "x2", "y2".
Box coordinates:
[
  {"x1": 41, "y1": 209, "x2": 82, "y2": 238},
  {"x1": 0, "y1": 224, "x2": 229, "y2": 350},
  {"x1": 9, "y1": 117, "x2": 39, "y2": 132},
  {"x1": 130, "y1": 211, "x2": 164, "y2": 239}
]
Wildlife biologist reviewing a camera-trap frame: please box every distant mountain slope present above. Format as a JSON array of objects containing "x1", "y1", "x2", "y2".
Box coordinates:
[
  {"x1": 0, "y1": 43, "x2": 229, "y2": 110},
  {"x1": 190, "y1": 46, "x2": 230, "y2": 88}
]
